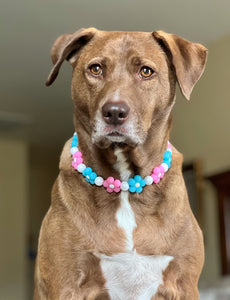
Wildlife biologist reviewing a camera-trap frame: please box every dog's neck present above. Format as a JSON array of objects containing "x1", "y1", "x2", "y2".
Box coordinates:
[{"x1": 73, "y1": 114, "x2": 172, "y2": 181}]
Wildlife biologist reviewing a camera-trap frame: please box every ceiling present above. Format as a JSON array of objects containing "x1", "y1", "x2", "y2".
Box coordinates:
[{"x1": 1, "y1": 0, "x2": 230, "y2": 149}]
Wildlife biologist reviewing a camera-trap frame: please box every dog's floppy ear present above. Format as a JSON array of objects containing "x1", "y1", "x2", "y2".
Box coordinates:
[
  {"x1": 46, "y1": 28, "x2": 97, "y2": 86},
  {"x1": 152, "y1": 31, "x2": 208, "y2": 100}
]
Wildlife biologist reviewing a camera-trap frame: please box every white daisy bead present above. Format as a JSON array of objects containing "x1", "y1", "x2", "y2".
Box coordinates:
[
  {"x1": 95, "y1": 176, "x2": 104, "y2": 186},
  {"x1": 121, "y1": 181, "x2": 129, "y2": 191},
  {"x1": 161, "y1": 163, "x2": 169, "y2": 172},
  {"x1": 70, "y1": 147, "x2": 78, "y2": 155},
  {"x1": 77, "y1": 163, "x2": 86, "y2": 173},
  {"x1": 144, "y1": 175, "x2": 153, "y2": 185}
]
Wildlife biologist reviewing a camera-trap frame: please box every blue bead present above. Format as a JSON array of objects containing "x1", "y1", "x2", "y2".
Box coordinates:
[
  {"x1": 136, "y1": 186, "x2": 143, "y2": 193},
  {"x1": 134, "y1": 175, "x2": 142, "y2": 182},
  {"x1": 83, "y1": 167, "x2": 92, "y2": 176},
  {"x1": 163, "y1": 151, "x2": 171, "y2": 160},
  {"x1": 128, "y1": 178, "x2": 135, "y2": 186},
  {"x1": 129, "y1": 186, "x2": 136, "y2": 193},
  {"x1": 89, "y1": 172, "x2": 97, "y2": 184},
  {"x1": 141, "y1": 179, "x2": 146, "y2": 187},
  {"x1": 71, "y1": 137, "x2": 78, "y2": 147}
]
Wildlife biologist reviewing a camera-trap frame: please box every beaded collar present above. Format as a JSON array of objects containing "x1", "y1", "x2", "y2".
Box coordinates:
[{"x1": 70, "y1": 132, "x2": 172, "y2": 193}]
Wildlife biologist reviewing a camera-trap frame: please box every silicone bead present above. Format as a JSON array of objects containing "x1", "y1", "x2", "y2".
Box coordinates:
[
  {"x1": 151, "y1": 174, "x2": 160, "y2": 184},
  {"x1": 77, "y1": 163, "x2": 86, "y2": 173},
  {"x1": 144, "y1": 175, "x2": 154, "y2": 185},
  {"x1": 153, "y1": 167, "x2": 161, "y2": 175},
  {"x1": 73, "y1": 151, "x2": 82, "y2": 158},
  {"x1": 71, "y1": 135, "x2": 78, "y2": 147},
  {"x1": 103, "y1": 177, "x2": 121, "y2": 193},
  {"x1": 128, "y1": 175, "x2": 146, "y2": 193},
  {"x1": 163, "y1": 151, "x2": 172, "y2": 160},
  {"x1": 161, "y1": 163, "x2": 169, "y2": 172},
  {"x1": 95, "y1": 176, "x2": 104, "y2": 186},
  {"x1": 74, "y1": 157, "x2": 83, "y2": 165},
  {"x1": 70, "y1": 147, "x2": 78, "y2": 155},
  {"x1": 167, "y1": 148, "x2": 172, "y2": 154},
  {"x1": 121, "y1": 181, "x2": 129, "y2": 191},
  {"x1": 163, "y1": 160, "x2": 171, "y2": 168}
]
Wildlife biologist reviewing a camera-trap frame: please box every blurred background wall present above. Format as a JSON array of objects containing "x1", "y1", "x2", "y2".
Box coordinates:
[
  {"x1": 1, "y1": 1, "x2": 230, "y2": 299},
  {"x1": 172, "y1": 34, "x2": 230, "y2": 280}
]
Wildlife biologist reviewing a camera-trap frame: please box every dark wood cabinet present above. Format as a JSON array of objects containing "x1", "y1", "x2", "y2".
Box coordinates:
[{"x1": 207, "y1": 170, "x2": 230, "y2": 275}]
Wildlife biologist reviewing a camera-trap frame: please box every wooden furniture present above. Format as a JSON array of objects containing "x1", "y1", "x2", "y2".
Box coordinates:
[{"x1": 207, "y1": 170, "x2": 230, "y2": 275}]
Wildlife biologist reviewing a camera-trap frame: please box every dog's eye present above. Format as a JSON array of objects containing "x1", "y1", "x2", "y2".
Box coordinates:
[
  {"x1": 89, "y1": 64, "x2": 103, "y2": 77},
  {"x1": 140, "y1": 66, "x2": 154, "y2": 79}
]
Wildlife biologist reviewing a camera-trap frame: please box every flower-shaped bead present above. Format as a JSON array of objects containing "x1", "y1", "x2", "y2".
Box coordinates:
[
  {"x1": 72, "y1": 151, "x2": 83, "y2": 169},
  {"x1": 153, "y1": 166, "x2": 165, "y2": 178},
  {"x1": 103, "y1": 177, "x2": 121, "y2": 193},
  {"x1": 128, "y1": 175, "x2": 146, "y2": 193},
  {"x1": 151, "y1": 165, "x2": 165, "y2": 183},
  {"x1": 82, "y1": 167, "x2": 97, "y2": 184}
]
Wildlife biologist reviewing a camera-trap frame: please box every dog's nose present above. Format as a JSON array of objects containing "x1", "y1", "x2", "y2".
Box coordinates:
[{"x1": 102, "y1": 102, "x2": 130, "y2": 125}]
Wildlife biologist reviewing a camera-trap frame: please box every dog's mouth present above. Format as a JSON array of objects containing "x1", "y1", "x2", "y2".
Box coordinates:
[
  {"x1": 92, "y1": 127, "x2": 137, "y2": 149},
  {"x1": 108, "y1": 131, "x2": 124, "y2": 137},
  {"x1": 92, "y1": 117, "x2": 145, "y2": 149}
]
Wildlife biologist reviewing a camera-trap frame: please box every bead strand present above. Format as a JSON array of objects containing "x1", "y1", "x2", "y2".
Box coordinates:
[{"x1": 70, "y1": 133, "x2": 172, "y2": 193}]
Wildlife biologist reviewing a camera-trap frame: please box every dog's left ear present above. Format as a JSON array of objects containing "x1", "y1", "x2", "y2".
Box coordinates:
[
  {"x1": 152, "y1": 31, "x2": 208, "y2": 100},
  {"x1": 46, "y1": 27, "x2": 97, "y2": 86}
]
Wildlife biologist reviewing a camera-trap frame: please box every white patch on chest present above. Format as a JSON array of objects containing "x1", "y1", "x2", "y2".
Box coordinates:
[
  {"x1": 116, "y1": 191, "x2": 137, "y2": 251},
  {"x1": 113, "y1": 148, "x2": 131, "y2": 182},
  {"x1": 113, "y1": 148, "x2": 136, "y2": 251},
  {"x1": 100, "y1": 252, "x2": 173, "y2": 300}
]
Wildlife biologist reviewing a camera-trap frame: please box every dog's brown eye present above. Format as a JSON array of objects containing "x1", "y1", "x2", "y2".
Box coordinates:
[
  {"x1": 89, "y1": 64, "x2": 103, "y2": 76},
  {"x1": 140, "y1": 66, "x2": 154, "y2": 79}
]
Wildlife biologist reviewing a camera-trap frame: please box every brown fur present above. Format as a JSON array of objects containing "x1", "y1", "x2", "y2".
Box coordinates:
[{"x1": 34, "y1": 28, "x2": 207, "y2": 299}]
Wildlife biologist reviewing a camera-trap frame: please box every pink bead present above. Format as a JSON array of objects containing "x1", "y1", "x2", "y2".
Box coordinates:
[
  {"x1": 158, "y1": 165, "x2": 165, "y2": 178},
  {"x1": 73, "y1": 151, "x2": 82, "y2": 158},
  {"x1": 103, "y1": 181, "x2": 109, "y2": 188},
  {"x1": 107, "y1": 177, "x2": 114, "y2": 184},
  {"x1": 153, "y1": 167, "x2": 161, "y2": 175},
  {"x1": 76, "y1": 157, "x2": 83, "y2": 164},
  {"x1": 114, "y1": 179, "x2": 121, "y2": 188},
  {"x1": 103, "y1": 177, "x2": 121, "y2": 193},
  {"x1": 151, "y1": 174, "x2": 160, "y2": 184}
]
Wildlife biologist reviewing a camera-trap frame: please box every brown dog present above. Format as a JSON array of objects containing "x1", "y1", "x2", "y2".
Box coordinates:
[{"x1": 34, "y1": 28, "x2": 207, "y2": 300}]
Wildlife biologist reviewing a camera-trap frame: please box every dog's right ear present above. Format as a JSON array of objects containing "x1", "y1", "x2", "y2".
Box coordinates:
[
  {"x1": 152, "y1": 31, "x2": 207, "y2": 100},
  {"x1": 46, "y1": 28, "x2": 97, "y2": 86}
]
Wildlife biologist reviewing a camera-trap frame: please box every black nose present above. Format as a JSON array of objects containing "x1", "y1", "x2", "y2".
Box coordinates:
[{"x1": 102, "y1": 102, "x2": 130, "y2": 125}]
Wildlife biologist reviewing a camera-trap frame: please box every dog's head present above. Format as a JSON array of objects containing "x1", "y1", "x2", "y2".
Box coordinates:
[{"x1": 46, "y1": 28, "x2": 207, "y2": 149}]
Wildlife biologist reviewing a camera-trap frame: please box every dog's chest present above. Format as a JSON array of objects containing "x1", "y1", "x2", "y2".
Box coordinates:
[
  {"x1": 100, "y1": 252, "x2": 173, "y2": 300},
  {"x1": 99, "y1": 149, "x2": 173, "y2": 300}
]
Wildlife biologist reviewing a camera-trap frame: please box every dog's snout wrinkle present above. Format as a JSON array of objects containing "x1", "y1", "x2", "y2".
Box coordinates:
[{"x1": 102, "y1": 102, "x2": 130, "y2": 126}]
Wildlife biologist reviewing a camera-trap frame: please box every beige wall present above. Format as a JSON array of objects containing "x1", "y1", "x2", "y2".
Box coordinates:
[
  {"x1": 0, "y1": 139, "x2": 29, "y2": 300},
  {"x1": 171, "y1": 34, "x2": 230, "y2": 280},
  {"x1": 29, "y1": 145, "x2": 59, "y2": 246},
  {"x1": 172, "y1": 34, "x2": 230, "y2": 175}
]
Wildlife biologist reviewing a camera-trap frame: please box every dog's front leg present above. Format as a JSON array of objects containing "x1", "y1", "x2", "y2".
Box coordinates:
[
  {"x1": 152, "y1": 258, "x2": 200, "y2": 300},
  {"x1": 154, "y1": 283, "x2": 199, "y2": 300}
]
